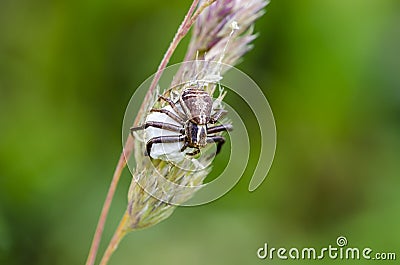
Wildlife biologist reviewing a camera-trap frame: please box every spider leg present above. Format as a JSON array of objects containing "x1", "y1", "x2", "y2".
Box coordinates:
[
  {"x1": 185, "y1": 147, "x2": 200, "y2": 156},
  {"x1": 207, "y1": 135, "x2": 226, "y2": 154},
  {"x1": 210, "y1": 109, "x2": 228, "y2": 124},
  {"x1": 150, "y1": 108, "x2": 185, "y2": 123},
  {"x1": 180, "y1": 142, "x2": 188, "y2": 152},
  {"x1": 131, "y1": 121, "x2": 184, "y2": 135},
  {"x1": 146, "y1": 135, "x2": 186, "y2": 157},
  {"x1": 207, "y1": 124, "x2": 233, "y2": 134},
  {"x1": 158, "y1": 96, "x2": 186, "y2": 120}
]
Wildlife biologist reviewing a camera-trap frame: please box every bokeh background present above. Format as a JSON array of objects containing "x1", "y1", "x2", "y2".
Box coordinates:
[{"x1": 1, "y1": 0, "x2": 400, "y2": 264}]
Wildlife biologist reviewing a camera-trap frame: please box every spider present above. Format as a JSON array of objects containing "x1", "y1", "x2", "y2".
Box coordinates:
[{"x1": 131, "y1": 85, "x2": 233, "y2": 158}]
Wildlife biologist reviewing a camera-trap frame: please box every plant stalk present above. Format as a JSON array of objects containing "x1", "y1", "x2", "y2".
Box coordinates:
[
  {"x1": 85, "y1": 1, "x2": 217, "y2": 264},
  {"x1": 85, "y1": 152, "x2": 127, "y2": 265},
  {"x1": 98, "y1": 212, "x2": 130, "y2": 265}
]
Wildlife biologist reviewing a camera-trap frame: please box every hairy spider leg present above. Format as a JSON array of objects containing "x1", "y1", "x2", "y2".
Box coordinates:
[
  {"x1": 146, "y1": 135, "x2": 186, "y2": 157},
  {"x1": 207, "y1": 124, "x2": 233, "y2": 134},
  {"x1": 210, "y1": 109, "x2": 228, "y2": 124},
  {"x1": 158, "y1": 96, "x2": 187, "y2": 120},
  {"x1": 206, "y1": 135, "x2": 226, "y2": 155},
  {"x1": 130, "y1": 121, "x2": 184, "y2": 135},
  {"x1": 186, "y1": 147, "x2": 200, "y2": 156},
  {"x1": 179, "y1": 142, "x2": 201, "y2": 157},
  {"x1": 149, "y1": 108, "x2": 185, "y2": 123}
]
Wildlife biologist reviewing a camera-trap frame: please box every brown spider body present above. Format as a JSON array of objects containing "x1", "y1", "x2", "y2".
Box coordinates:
[
  {"x1": 180, "y1": 87, "x2": 213, "y2": 125},
  {"x1": 131, "y1": 85, "x2": 232, "y2": 158},
  {"x1": 180, "y1": 87, "x2": 213, "y2": 149}
]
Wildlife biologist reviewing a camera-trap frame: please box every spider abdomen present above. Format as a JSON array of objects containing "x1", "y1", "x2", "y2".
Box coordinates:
[
  {"x1": 180, "y1": 87, "x2": 213, "y2": 125},
  {"x1": 185, "y1": 121, "x2": 207, "y2": 148}
]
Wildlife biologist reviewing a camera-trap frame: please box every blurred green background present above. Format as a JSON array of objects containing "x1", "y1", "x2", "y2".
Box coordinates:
[{"x1": 1, "y1": 0, "x2": 399, "y2": 264}]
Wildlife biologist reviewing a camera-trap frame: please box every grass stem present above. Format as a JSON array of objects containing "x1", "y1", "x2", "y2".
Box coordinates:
[
  {"x1": 98, "y1": 212, "x2": 130, "y2": 265},
  {"x1": 84, "y1": 1, "x2": 216, "y2": 264}
]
